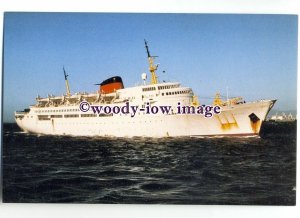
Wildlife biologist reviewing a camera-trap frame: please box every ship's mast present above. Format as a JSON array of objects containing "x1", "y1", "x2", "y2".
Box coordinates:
[
  {"x1": 63, "y1": 67, "x2": 71, "y2": 96},
  {"x1": 144, "y1": 40, "x2": 158, "y2": 84}
]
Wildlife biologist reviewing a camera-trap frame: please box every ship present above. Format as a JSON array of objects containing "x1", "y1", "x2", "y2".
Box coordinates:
[
  {"x1": 268, "y1": 112, "x2": 296, "y2": 122},
  {"x1": 15, "y1": 40, "x2": 276, "y2": 137}
]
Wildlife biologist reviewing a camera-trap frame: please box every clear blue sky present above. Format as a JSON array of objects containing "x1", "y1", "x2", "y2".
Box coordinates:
[{"x1": 3, "y1": 13, "x2": 297, "y2": 122}]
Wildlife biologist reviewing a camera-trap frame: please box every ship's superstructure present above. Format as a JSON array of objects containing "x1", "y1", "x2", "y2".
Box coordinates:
[{"x1": 15, "y1": 41, "x2": 276, "y2": 137}]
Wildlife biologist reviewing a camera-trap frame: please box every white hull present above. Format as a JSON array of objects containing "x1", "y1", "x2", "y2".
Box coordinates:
[
  {"x1": 15, "y1": 100, "x2": 275, "y2": 137},
  {"x1": 14, "y1": 42, "x2": 276, "y2": 137}
]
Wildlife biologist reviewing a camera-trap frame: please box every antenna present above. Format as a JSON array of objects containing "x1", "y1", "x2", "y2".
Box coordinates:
[
  {"x1": 63, "y1": 66, "x2": 71, "y2": 96},
  {"x1": 226, "y1": 86, "x2": 229, "y2": 105},
  {"x1": 144, "y1": 39, "x2": 158, "y2": 84}
]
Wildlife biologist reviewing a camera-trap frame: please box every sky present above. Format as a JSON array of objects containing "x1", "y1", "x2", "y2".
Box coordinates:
[{"x1": 3, "y1": 13, "x2": 298, "y2": 122}]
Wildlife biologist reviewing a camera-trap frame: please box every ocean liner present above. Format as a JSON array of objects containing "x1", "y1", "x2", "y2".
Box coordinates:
[{"x1": 15, "y1": 41, "x2": 276, "y2": 137}]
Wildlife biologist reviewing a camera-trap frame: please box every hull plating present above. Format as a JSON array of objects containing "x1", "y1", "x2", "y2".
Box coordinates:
[{"x1": 15, "y1": 100, "x2": 275, "y2": 137}]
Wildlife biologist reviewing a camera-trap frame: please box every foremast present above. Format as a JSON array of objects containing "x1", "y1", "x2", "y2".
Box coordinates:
[
  {"x1": 144, "y1": 40, "x2": 159, "y2": 85},
  {"x1": 63, "y1": 67, "x2": 71, "y2": 96}
]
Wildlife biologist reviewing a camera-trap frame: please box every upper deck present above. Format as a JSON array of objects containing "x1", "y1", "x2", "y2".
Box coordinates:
[{"x1": 33, "y1": 81, "x2": 194, "y2": 108}]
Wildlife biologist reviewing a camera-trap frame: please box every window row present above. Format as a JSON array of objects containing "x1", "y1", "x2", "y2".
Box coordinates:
[
  {"x1": 158, "y1": 84, "x2": 179, "y2": 90},
  {"x1": 162, "y1": 90, "x2": 191, "y2": 96},
  {"x1": 142, "y1": 87, "x2": 156, "y2": 92},
  {"x1": 37, "y1": 113, "x2": 112, "y2": 120},
  {"x1": 35, "y1": 108, "x2": 80, "y2": 113}
]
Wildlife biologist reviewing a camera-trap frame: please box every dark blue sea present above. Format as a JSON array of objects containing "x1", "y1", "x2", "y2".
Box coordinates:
[{"x1": 2, "y1": 122, "x2": 296, "y2": 205}]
